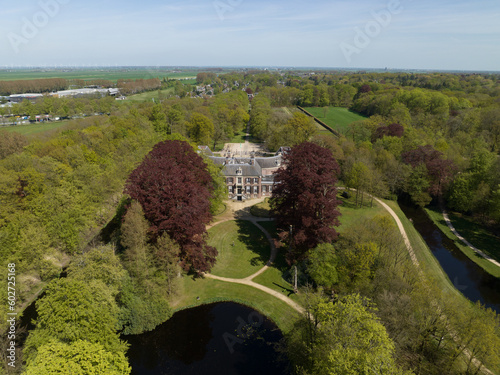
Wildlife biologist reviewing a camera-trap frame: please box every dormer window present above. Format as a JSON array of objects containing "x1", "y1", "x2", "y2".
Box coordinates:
[
  {"x1": 275, "y1": 160, "x2": 281, "y2": 167},
  {"x1": 236, "y1": 168, "x2": 242, "y2": 175}
]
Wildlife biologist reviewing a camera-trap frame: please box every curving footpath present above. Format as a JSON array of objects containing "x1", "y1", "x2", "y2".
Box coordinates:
[
  {"x1": 204, "y1": 198, "x2": 303, "y2": 314},
  {"x1": 442, "y1": 209, "x2": 500, "y2": 268}
]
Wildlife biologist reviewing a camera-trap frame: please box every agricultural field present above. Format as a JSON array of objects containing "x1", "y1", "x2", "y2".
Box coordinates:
[
  {"x1": 0, "y1": 120, "x2": 71, "y2": 136},
  {"x1": 0, "y1": 68, "x2": 199, "y2": 82},
  {"x1": 303, "y1": 106, "x2": 366, "y2": 133}
]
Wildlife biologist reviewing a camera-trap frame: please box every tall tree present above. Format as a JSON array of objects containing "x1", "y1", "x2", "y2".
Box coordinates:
[
  {"x1": 285, "y1": 293, "x2": 412, "y2": 375},
  {"x1": 402, "y1": 145, "x2": 455, "y2": 199},
  {"x1": 124, "y1": 140, "x2": 217, "y2": 272},
  {"x1": 270, "y1": 142, "x2": 341, "y2": 263},
  {"x1": 188, "y1": 113, "x2": 214, "y2": 145}
]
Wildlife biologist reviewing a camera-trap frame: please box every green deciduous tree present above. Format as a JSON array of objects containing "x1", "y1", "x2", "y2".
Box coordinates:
[
  {"x1": 67, "y1": 245, "x2": 128, "y2": 296},
  {"x1": 188, "y1": 113, "x2": 214, "y2": 145},
  {"x1": 285, "y1": 293, "x2": 412, "y2": 375},
  {"x1": 307, "y1": 243, "x2": 338, "y2": 289},
  {"x1": 24, "y1": 278, "x2": 127, "y2": 364},
  {"x1": 25, "y1": 340, "x2": 131, "y2": 375}
]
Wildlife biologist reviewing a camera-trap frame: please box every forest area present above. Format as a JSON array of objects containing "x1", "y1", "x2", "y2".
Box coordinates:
[{"x1": 0, "y1": 70, "x2": 499, "y2": 374}]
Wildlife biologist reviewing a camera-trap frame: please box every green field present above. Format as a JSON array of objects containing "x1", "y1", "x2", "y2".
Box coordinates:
[
  {"x1": 425, "y1": 207, "x2": 500, "y2": 278},
  {"x1": 208, "y1": 220, "x2": 270, "y2": 278},
  {"x1": 1, "y1": 121, "x2": 71, "y2": 136},
  {"x1": 0, "y1": 68, "x2": 198, "y2": 82},
  {"x1": 303, "y1": 107, "x2": 366, "y2": 133},
  {"x1": 124, "y1": 88, "x2": 176, "y2": 102}
]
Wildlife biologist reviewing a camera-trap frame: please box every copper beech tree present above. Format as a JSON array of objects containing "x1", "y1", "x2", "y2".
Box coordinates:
[
  {"x1": 270, "y1": 142, "x2": 341, "y2": 264},
  {"x1": 125, "y1": 140, "x2": 217, "y2": 273}
]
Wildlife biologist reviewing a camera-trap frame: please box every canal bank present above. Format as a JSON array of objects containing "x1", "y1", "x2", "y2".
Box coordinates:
[
  {"x1": 425, "y1": 206, "x2": 500, "y2": 278},
  {"x1": 398, "y1": 198, "x2": 500, "y2": 313}
]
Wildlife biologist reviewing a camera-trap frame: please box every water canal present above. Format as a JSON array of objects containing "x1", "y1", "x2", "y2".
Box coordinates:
[{"x1": 398, "y1": 199, "x2": 500, "y2": 313}]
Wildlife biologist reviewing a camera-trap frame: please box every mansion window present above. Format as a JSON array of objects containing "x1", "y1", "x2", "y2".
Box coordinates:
[
  {"x1": 228, "y1": 186, "x2": 233, "y2": 193},
  {"x1": 254, "y1": 178, "x2": 259, "y2": 184},
  {"x1": 246, "y1": 186, "x2": 251, "y2": 193},
  {"x1": 227, "y1": 177, "x2": 234, "y2": 184},
  {"x1": 237, "y1": 177, "x2": 242, "y2": 184},
  {"x1": 262, "y1": 186, "x2": 267, "y2": 193},
  {"x1": 254, "y1": 186, "x2": 259, "y2": 194},
  {"x1": 246, "y1": 178, "x2": 251, "y2": 184}
]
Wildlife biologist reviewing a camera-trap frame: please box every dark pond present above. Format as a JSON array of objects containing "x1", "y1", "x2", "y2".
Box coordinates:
[
  {"x1": 398, "y1": 199, "x2": 500, "y2": 313},
  {"x1": 124, "y1": 302, "x2": 289, "y2": 375}
]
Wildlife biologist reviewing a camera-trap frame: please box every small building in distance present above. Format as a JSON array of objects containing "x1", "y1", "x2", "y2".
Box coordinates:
[
  {"x1": 8, "y1": 93, "x2": 44, "y2": 103},
  {"x1": 204, "y1": 146, "x2": 288, "y2": 201}
]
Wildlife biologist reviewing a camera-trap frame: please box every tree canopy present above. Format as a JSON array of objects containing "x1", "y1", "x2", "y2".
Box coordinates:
[
  {"x1": 124, "y1": 140, "x2": 217, "y2": 272},
  {"x1": 270, "y1": 142, "x2": 341, "y2": 263}
]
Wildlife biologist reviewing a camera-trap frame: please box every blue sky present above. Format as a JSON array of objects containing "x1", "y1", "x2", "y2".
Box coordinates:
[{"x1": 1, "y1": 0, "x2": 499, "y2": 71}]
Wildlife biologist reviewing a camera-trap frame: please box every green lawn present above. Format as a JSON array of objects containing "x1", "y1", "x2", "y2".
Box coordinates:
[
  {"x1": 1, "y1": 121, "x2": 71, "y2": 136},
  {"x1": 171, "y1": 276, "x2": 300, "y2": 333},
  {"x1": 303, "y1": 107, "x2": 366, "y2": 133},
  {"x1": 124, "y1": 88, "x2": 175, "y2": 102},
  {"x1": 208, "y1": 220, "x2": 270, "y2": 278},
  {"x1": 425, "y1": 206, "x2": 500, "y2": 278},
  {"x1": 337, "y1": 192, "x2": 388, "y2": 232}
]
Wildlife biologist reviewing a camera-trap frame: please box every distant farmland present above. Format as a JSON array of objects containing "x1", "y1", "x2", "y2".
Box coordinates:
[
  {"x1": 303, "y1": 107, "x2": 366, "y2": 133},
  {"x1": 0, "y1": 69, "x2": 198, "y2": 82}
]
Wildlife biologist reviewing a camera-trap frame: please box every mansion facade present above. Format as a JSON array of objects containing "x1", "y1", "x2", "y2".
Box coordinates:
[{"x1": 203, "y1": 147, "x2": 289, "y2": 201}]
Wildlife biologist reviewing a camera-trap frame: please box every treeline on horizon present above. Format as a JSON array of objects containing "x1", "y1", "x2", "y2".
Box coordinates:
[{"x1": 0, "y1": 77, "x2": 163, "y2": 96}]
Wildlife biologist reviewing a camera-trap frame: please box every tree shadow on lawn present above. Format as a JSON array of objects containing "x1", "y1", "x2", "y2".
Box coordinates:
[
  {"x1": 272, "y1": 282, "x2": 295, "y2": 297},
  {"x1": 236, "y1": 220, "x2": 271, "y2": 267},
  {"x1": 256, "y1": 221, "x2": 295, "y2": 283}
]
